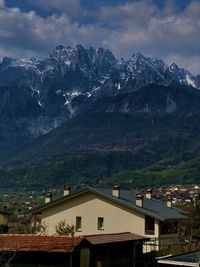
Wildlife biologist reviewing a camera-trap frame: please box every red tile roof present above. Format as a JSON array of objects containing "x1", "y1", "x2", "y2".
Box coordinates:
[
  {"x1": 0, "y1": 234, "x2": 83, "y2": 253},
  {"x1": 0, "y1": 232, "x2": 148, "y2": 253},
  {"x1": 85, "y1": 232, "x2": 148, "y2": 245}
]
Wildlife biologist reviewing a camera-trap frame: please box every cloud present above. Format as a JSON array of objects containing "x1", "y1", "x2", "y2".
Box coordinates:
[
  {"x1": 27, "y1": 0, "x2": 83, "y2": 17},
  {"x1": 0, "y1": 0, "x2": 199, "y2": 75},
  {"x1": 0, "y1": 2, "x2": 110, "y2": 58},
  {"x1": 98, "y1": 0, "x2": 200, "y2": 74},
  {"x1": 99, "y1": 1, "x2": 158, "y2": 29},
  {"x1": 0, "y1": 0, "x2": 5, "y2": 8}
]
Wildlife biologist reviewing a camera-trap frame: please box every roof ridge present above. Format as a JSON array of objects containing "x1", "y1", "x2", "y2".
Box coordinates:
[
  {"x1": 84, "y1": 232, "x2": 131, "y2": 237},
  {"x1": 0, "y1": 234, "x2": 81, "y2": 239}
]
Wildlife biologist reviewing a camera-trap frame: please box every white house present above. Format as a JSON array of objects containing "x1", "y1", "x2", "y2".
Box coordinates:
[{"x1": 30, "y1": 185, "x2": 187, "y2": 251}]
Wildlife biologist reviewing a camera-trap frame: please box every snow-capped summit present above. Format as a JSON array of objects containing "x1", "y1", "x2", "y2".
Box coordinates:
[
  {"x1": 1, "y1": 45, "x2": 198, "y2": 93},
  {"x1": 1, "y1": 56, "x2": 40, "y2": 70},
  {"x1": 0, "y1": 44, "x2": 199, "y2": 122}
]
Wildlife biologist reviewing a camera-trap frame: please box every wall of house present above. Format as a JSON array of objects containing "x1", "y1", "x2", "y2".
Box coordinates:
[
  {"x1": 0, "y1": 214, "x2": 8, "y2": 224},
  {"x1": 40, "y1": 192, "x2": 151, "y2": 237}
]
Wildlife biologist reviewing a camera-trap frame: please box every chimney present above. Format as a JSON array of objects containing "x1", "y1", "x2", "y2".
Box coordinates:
[
  {"x1": 146, "y1": 189, "x2": 152, "y2": 199},
  {"x1": 136, "y1": 194, "x2": 143, "y2": 207},
  {"x1": 45, "y1": 193, "x2": 52, "y2": 203},
  {"x1": 64, "y1": 185, "x2": 71, "y2": 196},
  {"x1": 166, "y1": 197, "x2": 172, "y2": 208},
  {"x1": 112, "y1": 185, "x2": 120, "y2": 198}
]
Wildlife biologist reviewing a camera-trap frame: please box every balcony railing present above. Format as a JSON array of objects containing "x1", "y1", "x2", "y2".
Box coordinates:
[{"x1": 145, "y1": 229, "x2": 155, "y2": 235}]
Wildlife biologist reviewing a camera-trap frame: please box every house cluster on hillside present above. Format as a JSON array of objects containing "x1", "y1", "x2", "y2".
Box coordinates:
[{"x1": 147, "y1": 184, "x2": 200, "y2": 204}]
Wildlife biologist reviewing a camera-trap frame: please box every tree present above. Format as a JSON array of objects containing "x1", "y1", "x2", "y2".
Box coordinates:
[
  {"x1": 179, "y1": 203, "x2": 200, "y2": 250},
  {"x1": 55, "y1": 220, "x2": 75, "y2": 237},
  {"x1": 0, "y1": 225, "x2": 8, "y2": 234}
]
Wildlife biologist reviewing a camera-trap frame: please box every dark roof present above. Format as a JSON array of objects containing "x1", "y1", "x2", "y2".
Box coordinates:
[
  {"x1": 96, "y1": 188, "x2": 187, "y2": 221},
  {"x1": 158, "y1": 250, "x2": 200, "y2": 266},
  {"x1": 85, "y1": 232, "x2": 148, "y2": 245},
  {"x1": 0, "y1": 234, "x2": 83, "y2": 253},
  {"x1": 30, "y1": 187, "x2": 187, "y2": 221}
]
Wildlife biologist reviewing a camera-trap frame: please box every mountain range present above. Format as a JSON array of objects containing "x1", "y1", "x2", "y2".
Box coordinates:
[{"x1": 1, "y1": 45, "x2": 200, "y2": 190}]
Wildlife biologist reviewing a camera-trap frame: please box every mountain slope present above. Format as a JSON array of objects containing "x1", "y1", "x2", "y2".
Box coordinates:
[
  {"x1": 1, "y1": 84, "x2": 200, "y2": 166},
  {"x1": 0, "y1": 46, "x2": 200, "y2": 190},
  {"x1": 108, "y1": 141, "x2": 200, "y2": 188},
  {"x1": 0, "y1": 110, "x2": 200, "y2": 189}
]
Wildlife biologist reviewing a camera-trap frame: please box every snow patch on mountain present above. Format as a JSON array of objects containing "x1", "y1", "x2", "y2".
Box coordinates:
[
  {"x1": 65, "y1": 60, "x2": 71, "y2": 66},
  {"x1": 186, "y1": 75, "x2": 196, "y2": 88}
]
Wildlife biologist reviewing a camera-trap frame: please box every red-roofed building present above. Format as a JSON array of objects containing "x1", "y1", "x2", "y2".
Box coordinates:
[
  {"x1": 0, "y1": 234, "x2": 83, "y2": 253},
  {"x1": 0, "y1": 232, "x2": 148, "y2": 267}
]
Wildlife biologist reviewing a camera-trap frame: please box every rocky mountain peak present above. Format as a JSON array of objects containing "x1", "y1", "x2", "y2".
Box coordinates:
[
  {"x1": 2, "y1": 57, "x2": 13, "y2": 65},
  {"x1": 169, "y1": 62, "x2": 179, "y2": 72},
  {"x1": 0, "y1": 45, "x2": 200, "y2": 154},
  {"x1": 55, "y1": 45, "x2": 65, "y2": 50}
]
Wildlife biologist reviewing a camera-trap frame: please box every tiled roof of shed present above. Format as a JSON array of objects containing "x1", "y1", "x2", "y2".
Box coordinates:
[
  {"x1": 85, "y1": 232, "x2": 148, "y2": 245},
  {"x1": 0, "y1": 234, "x2": 83, "y2": 253},
  {"x1": 0, "y1": 233, "x2": 147, "y2": 253}
]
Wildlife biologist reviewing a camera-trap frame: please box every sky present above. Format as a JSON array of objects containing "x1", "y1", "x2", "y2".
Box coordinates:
[{"x1": 0, "y1": 0, "x2": 199, "y2": 74}]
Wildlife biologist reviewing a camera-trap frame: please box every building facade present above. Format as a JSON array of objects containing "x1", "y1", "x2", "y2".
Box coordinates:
[{"x1": 30, "y1": 186, "x2": 187, "y2": 251}]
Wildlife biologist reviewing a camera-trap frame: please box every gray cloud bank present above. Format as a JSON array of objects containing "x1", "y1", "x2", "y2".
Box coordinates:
[{"x1": 0, "y1": 0, "x2": 199, "y2": 74}]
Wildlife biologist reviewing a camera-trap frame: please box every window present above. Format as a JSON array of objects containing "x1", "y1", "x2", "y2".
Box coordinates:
[
  {"x1": 160, "y1": 222, "x2": 178, "y2": 235},
  {"x1": 97, "y1": 217, "x2": 104, "y2": 230},
  {"x1": 76, "y1": 216, "x2": 82, "y2": 231},
  {"x1": 145, "y1": 215, "x2": 155, "y2": 235}
]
